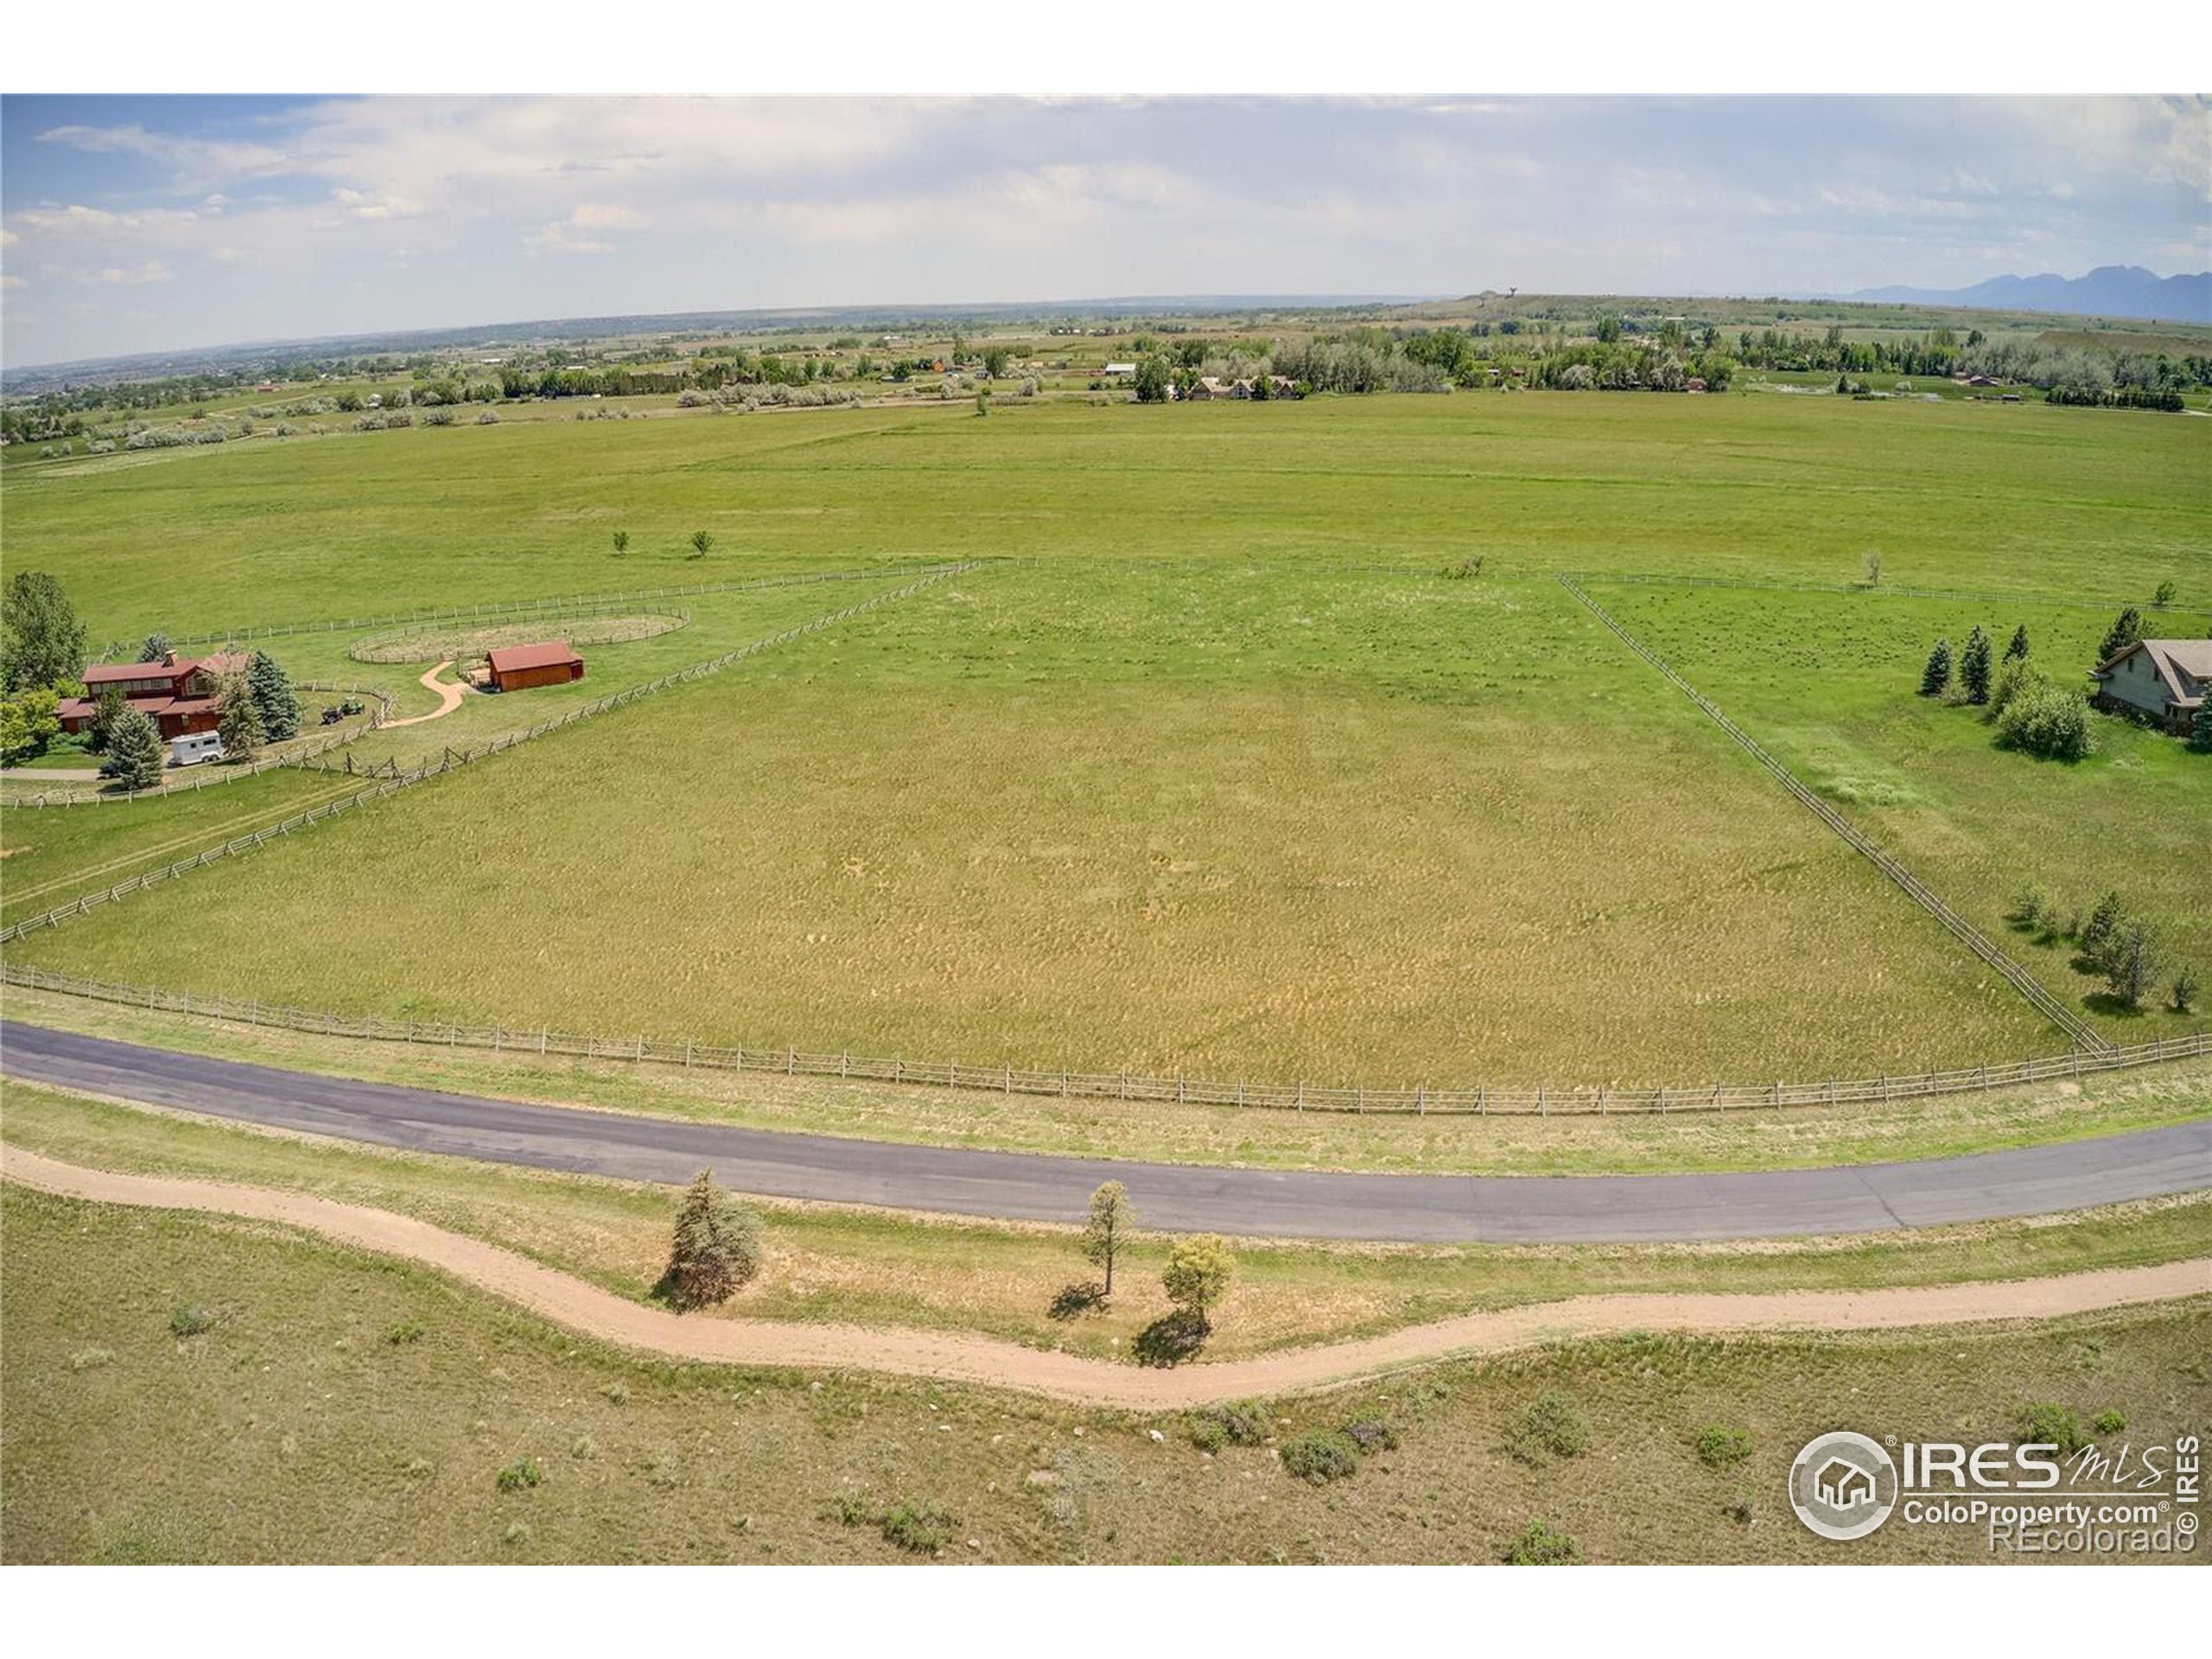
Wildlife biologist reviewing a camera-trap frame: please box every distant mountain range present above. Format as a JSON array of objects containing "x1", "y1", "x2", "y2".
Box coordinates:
[{"x1": 1837, "y1": 265, "x2": 2210, "y2": 323}]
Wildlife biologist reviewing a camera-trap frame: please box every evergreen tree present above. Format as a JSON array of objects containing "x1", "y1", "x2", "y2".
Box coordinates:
[
  {"x1": 1080, "y1": 1180, "x2": 1135, "y2": 1296},
  {"x1": 2005, "y1": 625, "x2": 2031, "y2": 664},
  {"x1": 1920, "y1": 638, "x2": 1954, "y2": 696},
  {"x1": 2, "y1": 570, "x2": 87, "y2": 693},
  {"x1": 247, "y1": 650, "x2": 302, "y2": 742},
  {"x1": 216, "y1": 672, "x2": 264, "y2": 760},
  {"x1": 104, "y1": 706, "x2": 164, "y2": 789},
  {"x1": 2080, "y1": 892, "x2": 2126, "y2": 963},
  {"x1": 2096, "y1": 606, "x2": 2144, "y2": 665},
  {"x1": 88, "y1": 683, "x2": 127, "y2": 751},
  {"x1": 1961, "y1": 626, "x2": 1993, "y2": 704},
  {"x1": 664, "y1": 1170, "x2": 762, "y2": 1309},
  {"x1": 2103, "y1": 924, "x2": 2162, "y2": 1010},
  {"x1": 2171, "y1": 966, "x2": 2200, "y2": 1016},
  {"x1": 137, "y1": 632, "x2": 174, "y2": 662}
]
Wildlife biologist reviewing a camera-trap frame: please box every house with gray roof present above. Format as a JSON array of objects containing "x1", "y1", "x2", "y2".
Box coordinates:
[{"x1": 2091, "y1": 638, "x2": 2209, "y2": 734}]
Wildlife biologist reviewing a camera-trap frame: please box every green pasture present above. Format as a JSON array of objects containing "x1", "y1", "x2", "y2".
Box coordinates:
[
  {"x1": 5, "y1": 391, "x2": 2205, "y2": 638},
  {"x1": 1596, "y1": 582, "x2": 2211, "y2": 1043}
]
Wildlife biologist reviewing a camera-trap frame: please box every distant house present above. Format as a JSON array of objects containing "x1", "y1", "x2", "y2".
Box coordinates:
[
  {"x1": 56, "y1": 649, "x2": 248, "y2": 740},
  {"x1": 1686, "y1": 377, "x2": 1708, "y2": 393},
  {"x1": 485, "y1": 640, "x2": 586, "y2": 693},
  {"x1": 1100, "y1": 362, "x2": 1138, "y2": 378},
  {"x1": 2092, "y1": 639, "x2": 2208, "y2": 734},
  {"x1": 1187, "y1": 375, "x2": 1232, "y2": 400}
]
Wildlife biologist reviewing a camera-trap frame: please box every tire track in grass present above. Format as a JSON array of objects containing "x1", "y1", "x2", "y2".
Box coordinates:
[{"x1": 1556, "y1": 575, "x2": 2110, "y2": 1054}]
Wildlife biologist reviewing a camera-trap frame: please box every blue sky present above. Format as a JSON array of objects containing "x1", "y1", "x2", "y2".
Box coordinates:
[{"x1": 2, "y1": 94, "x2": 2205, "y2": 365}]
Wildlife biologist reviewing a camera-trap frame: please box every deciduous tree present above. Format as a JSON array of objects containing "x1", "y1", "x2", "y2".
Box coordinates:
[
  {"x1": 1161, "y1": 1235, "x2": 1233, "y2": 1320},
  {"x1": 2, "y1": 571, "x2": 86, "y2": 694}
]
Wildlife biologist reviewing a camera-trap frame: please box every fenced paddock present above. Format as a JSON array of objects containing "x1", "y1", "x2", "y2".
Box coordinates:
[
  {"x1": 3, "y1": 959, "x2": 2202, "y2": 1116},
  {"x1": 0, "y1": 563, "x2": 974, "y2": 941}
]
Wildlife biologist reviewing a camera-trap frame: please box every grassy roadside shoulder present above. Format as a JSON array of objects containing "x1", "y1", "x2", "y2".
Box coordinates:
[
  {"x1": 3, "y1": 986, "x2": 2205, "y2": 1177},
  {"x1": 5, "y1": 1080, "x2": 2208, "y2": 1364},
  {"x1": 3, "y1": 1180, "x2": 2206, "y2": 1563}
]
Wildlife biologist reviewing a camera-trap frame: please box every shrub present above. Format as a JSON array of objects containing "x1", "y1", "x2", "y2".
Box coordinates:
[
  {"x1": 2018, "y1": 1403, "x2": 2086, "y2": 1458},
  {"x1": 1995, "y1": 683, "x2": 2094, "y2": 760},
  {"x1": 1506, "y1": 1390, "x2": 1589, "y2": 1464},
  {"x1": 422, "y1": 407, "x2": 456, "y2": 426},
  {"x1": 2012, "y1": 884, "x2": 2056, "y2": 932},
  {"x1": 495, "y1": 1457, "x2": 543, "y2": 1492},
  {"x1": 385, "y1": 1319, "x2": 426, "y2": 1345},
  {"x1": 570, "y1": 1434, "x2": 598, "y2": 1460},
  {"x1": 475, "y1": 410, "x2": 500, "y2": 425},
  {"x1": 1696, "y1": 1424, "x2": 1752, "y2": 1468},
  {"x1": 1987, "y1": 657, "x2": 2047, "y2": 718},
  {"x1": 880, "y1": 1500, "x2": 955, "y2": 1554},
  {"x1": 2093, "y1": 1410, "x2": 2127, "y2": 1437},
  {"x1": 824, "y1": 1491, "x2": 874, "y2": 1526},
  {"x1": 1188, "y1": 1401, "x2": 1268, "y2": 1452},
  {"x1": 1281, "y1": 1430, "x2": 1363, "y2": 1484},
  {"x1": 1502, "y1": 1519, "x2": 1584, "y2": 1564},
  {"x1": 2173, "y1": 967, "x2": 2201, "y2": 1015},
  {"x1": 1343, "y1": 1415, "x2": 1400, "y2": 1454},
  {"x1": 169, "y1": 1304, "x2": 217, "y2": 1338}
]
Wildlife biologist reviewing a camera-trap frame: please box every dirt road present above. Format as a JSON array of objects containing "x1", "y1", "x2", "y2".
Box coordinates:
[
  {"x1": 380, "y1": 662, "x2": 468, "y2": 728},
  {"x1": 6, "y1": 1146, "x2": 2203, "y2": 1408}
]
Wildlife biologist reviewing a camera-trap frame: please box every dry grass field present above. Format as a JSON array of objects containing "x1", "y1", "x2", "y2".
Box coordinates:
[{"x1": 3, "y1": 1181, "x2": 2202, "y2": 1564}]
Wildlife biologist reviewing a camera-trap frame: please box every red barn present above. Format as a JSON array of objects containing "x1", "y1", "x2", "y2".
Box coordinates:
[{"x1": 485, "y1": 640, "x2": 585, "y2": 693}]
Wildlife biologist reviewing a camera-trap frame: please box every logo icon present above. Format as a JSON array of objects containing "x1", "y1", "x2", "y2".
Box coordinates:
[{"x1": 1790, "y1": 1432, "x2": 1898, "y2": 1541}]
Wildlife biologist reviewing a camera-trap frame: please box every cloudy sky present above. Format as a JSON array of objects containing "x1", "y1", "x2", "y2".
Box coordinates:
[{"x1": 2, "y1": 94, "x2": 2205, "y2": 366}]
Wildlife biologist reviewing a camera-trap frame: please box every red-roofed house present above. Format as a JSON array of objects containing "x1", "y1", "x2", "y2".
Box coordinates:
[
  {"x1": 57, "y1": 650, "x2": 248, "y2": 739},
  {"x1": 485, "y1": 640, "x2": 586, "y2": 693}
]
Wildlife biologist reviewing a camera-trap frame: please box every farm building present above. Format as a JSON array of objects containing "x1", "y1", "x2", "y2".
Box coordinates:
[
  {"x1": 55, "y1": 649, "x2": 247, "y2": 740},
  {"x1": 2091, "y1": 639, "x2": 2208, "y2": 733},
  {"x1": 485, "y1": 640, "x2": 586, "y2": 693}
]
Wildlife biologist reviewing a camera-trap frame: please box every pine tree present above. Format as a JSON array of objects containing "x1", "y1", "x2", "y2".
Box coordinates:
[
  {"x1": 2080, "y1": 892, "x2": 2126, "y2": 963},
  {"x1": 2096, "y1": 607, "x2": 2144, "y2": 665},
  {"x1": 247, "y1": 650, "x2": 302, "y2": 742},
  {"x1": 1961, "y1": 626, "x2": 1993, "y2": 704},
  {"x1": 137, "y1": 632, "x2": 174, "y2": 663},
  {"x1": 1920, "y1": 638, "x2": 1954, "y2": 696},
  {"x1": 217, "y1": 672, "x2": 264, "y2": 760},
  {"x1": 2103, "y1": 924, "x2": 2162, "y2": 1010},
  {"x1": 664, "y1": 1170, "x2": 762, "y2": 1309},
  {"x1": 1081, "y1": 1180, "x2": 1135, "y2": 1296},
  {"x1": 105, "y1": 706, "x2": 164, "y2": 789},
  {"x1": 2005, "y1": 625, "x2": 2031, "y2": 663}
]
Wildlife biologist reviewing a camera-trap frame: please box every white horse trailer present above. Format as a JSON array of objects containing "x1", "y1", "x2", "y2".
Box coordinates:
[{"x1": 169, "y1": 731, "x2": 226, "y2": 767}]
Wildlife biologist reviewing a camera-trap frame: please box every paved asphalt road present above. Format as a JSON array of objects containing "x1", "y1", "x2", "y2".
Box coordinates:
[{"x1": 3, "y1": 1020, "x2": 2208, "y2": 1243}]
